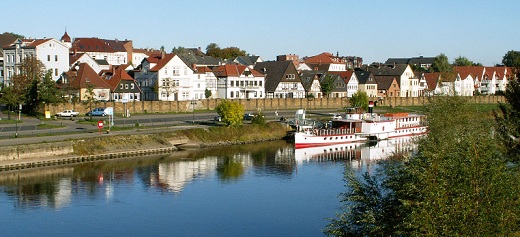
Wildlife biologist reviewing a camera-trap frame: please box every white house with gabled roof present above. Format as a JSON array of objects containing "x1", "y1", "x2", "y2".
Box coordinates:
[
  {"x1": 135, "y1": 53, "x2": 201, "y2": 101},
  {"x1": 3, "y1": 38, "x2": 70, "y2": 85}
]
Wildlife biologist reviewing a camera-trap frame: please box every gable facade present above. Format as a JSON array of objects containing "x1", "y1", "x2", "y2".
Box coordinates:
[{"x1": 3, "y1": 38, "x2": 70, "y2": 85}]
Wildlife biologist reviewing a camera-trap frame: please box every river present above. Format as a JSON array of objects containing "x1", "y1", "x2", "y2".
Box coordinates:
[{"x1": 0, "y1": 137, "x2": 417, "y2": 237}]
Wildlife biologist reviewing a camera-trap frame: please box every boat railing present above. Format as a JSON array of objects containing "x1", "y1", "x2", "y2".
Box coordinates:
[{"x1": 314, "y1": 128, "x2": 354, "y2": 136}]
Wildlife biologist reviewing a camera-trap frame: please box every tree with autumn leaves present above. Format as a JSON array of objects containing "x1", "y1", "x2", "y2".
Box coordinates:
[{"x1": 0, "y1": 56, "x2": 62, "y2": 116}]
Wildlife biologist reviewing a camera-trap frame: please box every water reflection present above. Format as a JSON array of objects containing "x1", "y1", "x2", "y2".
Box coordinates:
[
  {"x1": 294, "y1": 136, "x2": 420, "y2": 170},
  {"x1": 0, "y1": 138, "x2": 419, "y2": 210}
]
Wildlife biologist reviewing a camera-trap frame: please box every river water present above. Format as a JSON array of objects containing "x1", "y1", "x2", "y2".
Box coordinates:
[{"x1": 0, "y1": 137, "x2": 417, "y2": 237}]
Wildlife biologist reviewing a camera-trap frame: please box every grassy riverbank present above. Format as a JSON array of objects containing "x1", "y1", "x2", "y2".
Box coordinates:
[{"x1": 72, "y1": 121, "x2": 290, "y2": 156}]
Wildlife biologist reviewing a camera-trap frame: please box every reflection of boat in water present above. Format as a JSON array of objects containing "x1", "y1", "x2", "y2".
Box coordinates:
[
  {"x1": 293, "y1": 108, "x2": 428, "y2": 148},
  {"x1": 294, "y1": 136, "x2": 421, "y2": 164}
]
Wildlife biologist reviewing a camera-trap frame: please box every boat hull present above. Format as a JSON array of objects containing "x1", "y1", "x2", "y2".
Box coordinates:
[{"x1": 294, "y1": 132, "x2": 367, "y2": 149}]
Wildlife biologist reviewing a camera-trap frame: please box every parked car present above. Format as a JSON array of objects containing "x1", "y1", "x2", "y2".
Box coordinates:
[
  {"x1": 56, "y1": 110, "x2": 79, "y2": 117},
  {"x1": 86, "y1": 108, "x2": 107, "y2": 116},
  {"x1": 243, "y1": 113, "x2": 255, "y2": 120},
  {"x1": 214, "y1": 115, "x2": 222, "y2": 122}
]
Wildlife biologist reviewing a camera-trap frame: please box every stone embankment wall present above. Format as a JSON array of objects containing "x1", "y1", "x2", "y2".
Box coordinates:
[
  {"x1": 0, "y1": 142, "x2": 73, "y2": 161},
  {"x1": 46, "y1": 96, "x2": 505, "y2": 115}
]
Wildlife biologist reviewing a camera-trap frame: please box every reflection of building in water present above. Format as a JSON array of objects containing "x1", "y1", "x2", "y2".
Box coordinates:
[
  {"x1": 294, "y1": 136, "x2": 420, "y2": 165},
  {"x1": 154, "y1": 157, "x2": 219, "y2": 193},
  {"x1": 275, "y1": 146, "x2": 295, "y2": 164},
  {"x1": 0, "y1": 167, "x2": 74, "y2": 209}
]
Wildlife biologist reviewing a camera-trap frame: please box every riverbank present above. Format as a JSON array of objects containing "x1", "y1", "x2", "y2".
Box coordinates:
[{"x1": 0, "y1": 122, "x2": 292, "y2": 171}]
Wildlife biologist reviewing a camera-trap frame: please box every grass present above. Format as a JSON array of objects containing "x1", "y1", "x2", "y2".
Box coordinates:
[
  {"x1": 0, "y1": 119, "x2": 21, "y2": 124},
  {"x1": 37, "y1": 123, "x2": 66, "y2": 129}
]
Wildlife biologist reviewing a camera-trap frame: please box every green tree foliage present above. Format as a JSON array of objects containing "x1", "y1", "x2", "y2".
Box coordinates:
[
  {"x1": 205, "y1": 88, "x2": 212, "y2": 99},
  {"x1": 251, "y1": 110, "x2": 266, "y2": 127},
  {"x1": 324, "y1": 169, "x2": 402, "y2": 236},
  {"x1": 5, "y1": 32, "x2": 25, "y2": 39},
  {"x1": 453, "y1": 56, "x2": 473, "y2": 66},
  {"x1": 320, "y1": 74, "x2": 335, "y2": 97},
  {"x1": 39, "y1": 70, "x2": 62, "y2": 106},
  {"x1": 400, "y1": 97, "x2": 520, "y2": 235},
  {"x1": 502, "y1": 50, "x2": 520, "y2": 78},
  {"x1": 215, "y1": 100, "x2": 244, "y2": 126},
  {"x1": 0, "y1": 86, "x2": 17, "y2": 119},
  {"x1": 349, "y1": 91, "x2": 369, "y2": 111},
  {"x1": 6, "y1": 56, "x2": 46, "y2": 115},
  {"x1": 84, "y1": 83, "x2": 97, "y2": 121},
  {"x1": 494, "y1": 78, "x2": 520, "y2": 162},
  {"x1": 431, "y1": 53, "x2": 456, "y2": 81},
  {"x1": 326, "y1": 96, "x2": 520, "y2": 236},
  {"x1": 217, "y1": 157, "x2": 245, "y2": 180},
  {"x1": 205, "y1": 43, "x2": 246, "y2": 59}
]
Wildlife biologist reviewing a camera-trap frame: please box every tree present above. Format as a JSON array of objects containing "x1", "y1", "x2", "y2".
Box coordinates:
[
  {"x1": 502, "y1": 50, "x2": 520, "y2": 78},
  {"x1": 206, "y1": 43, "x2": 219, "y2": 56},
  {"x1": 205, "y1": 43, "x2": 247, "y2": 59},
  {"x1": 327, "y1": 96, "x2": 520, "y2": 236},
  {"x1": 349, "y1": 91, "x2": 369, "y2": 111},
  {"x1": 5, "y1": 32, "x2": 25, "y2": 39},
  {"x1": 453, "y1": 56, "x2": 473, "y2": 66},
  {"x1": 0, "y1": 86, "x2": 17, "y2": 119},
  {"x1": 215, "y1": 100, "x2": 244, "y2": 126},
  {"x1": 320, "y1": 74, "x2": 335, "y2": 97},
  {"x1": 38, "y1": 70, "x2": 62, "y2": 110},
  {"x1": 494, "y1": 78, "x2": 520, "y2": 162},
  {"x1": 205, "y1": 88, "x2": 212, "y2": 99},
  {"x1": 8, "y1": 55, "x2": 46, "y2": 115},
  {"x1": 324, "y1": 169, "x2": 402, "y2": 236},
  {"x1": 431, "y1": 53, "x2": 456, "y2": 81},
  {"x1": 84, "y1": 83, "x2": 97, "y2": 121}
]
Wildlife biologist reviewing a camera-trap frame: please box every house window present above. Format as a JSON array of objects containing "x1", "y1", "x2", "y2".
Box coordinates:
[
  {"x1": 173, "y1": 67, "x2": 180, "y2": 75},
  {"x1": 55, "y1": 55, "x2": 58, "y2": 61},
  {"x1": 120, "y1": 84, "x2": 124, "y2": 89},
  {"x1": 54, "y1": 68, "x2": 58, "y2": 76},
  {"x1": 125, "y1": 84, "x2": 129, "y2": 89},
  {"x1": 131, "y1": 83, "x2": 134, "y2": 89},
  {"x1": 230, "y1": 91, "x2": 234, "y2": 98},
  {"x1": 47, "y1": 55, "x2": 50, "y2": 61}
]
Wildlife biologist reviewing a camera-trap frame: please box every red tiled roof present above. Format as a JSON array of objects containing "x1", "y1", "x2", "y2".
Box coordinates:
[
  {"x1": 103, "y1": 69, "x2": 139, "y2": 92},
  {"x1": 150, "y1": 54, "x2": 175, "y2": 71},
  {"x1": 71, "y1": 37, "x2": 128, "y2": 53},
  {"x1": 195, "y1": 66, "x2": 213, "y2": 73},
  {"x1": 68, "y1": 63, "x2": 111, "y2": 89},
  {"x1": 212, "y1": 64, "x2": 263, "y2": 77},
  {"x1": 303, "y1": 52, "x2": 335, "y2": 64},
  {"x1": 454, "y1": 66, "x2": 485, "y2": 80},
  {"x1": 424, "y1": 72, "x2": 440, "y2": 90}
]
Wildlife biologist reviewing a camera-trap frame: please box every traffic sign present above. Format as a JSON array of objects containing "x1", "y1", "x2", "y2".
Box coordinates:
[{"x1": 98, "y1": 120, "x2": 104, "y2": 129}]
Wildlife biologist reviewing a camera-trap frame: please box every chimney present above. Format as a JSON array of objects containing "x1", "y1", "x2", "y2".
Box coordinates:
[{"x1": 161, "y1": 50, "x2": 165, "y2": 59}]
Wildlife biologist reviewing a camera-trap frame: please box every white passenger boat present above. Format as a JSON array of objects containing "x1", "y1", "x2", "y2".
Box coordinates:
[{"x1": 293, "y1": 108, "x2": 428, "y2": 148}]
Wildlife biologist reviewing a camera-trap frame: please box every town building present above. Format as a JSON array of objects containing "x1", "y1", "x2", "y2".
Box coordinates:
[{"x1": 3, "y1": 38, "x2": 70, "y2": 85}]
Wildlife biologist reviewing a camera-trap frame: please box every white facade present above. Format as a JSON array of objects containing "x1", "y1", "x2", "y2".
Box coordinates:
[
  {"x1": 70, "y1": 53, "x2": 104, "y2": 73},
  {"x1": 157, "y1": 56, "x2": 196, "y2": 101},
  {"x1": 3, "y1": 38, "x2": 69, "y2": 85},
  {"x1": 132, "y1": 51, "x2": 149, "y2": 68},
  {"x1": 274, "y1": 81, "x2": 306, "y2": 98},
  {"x1": 454, "y1": 74, "x2": 475, "y2": 96},
  {"x1": 216, "y1": 67, "x2": 265, "y2": 99},
  {"x1": 346, "y1": 74, "x2": 359, "y2": 98},
  {"x1": 399, "y1": 65, "x2": 415, "y2": 97}
]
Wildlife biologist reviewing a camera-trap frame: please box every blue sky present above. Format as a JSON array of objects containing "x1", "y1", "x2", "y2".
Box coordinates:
[{"x1": 5, "y1": 0, "x2": 519, "y2": 66}]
